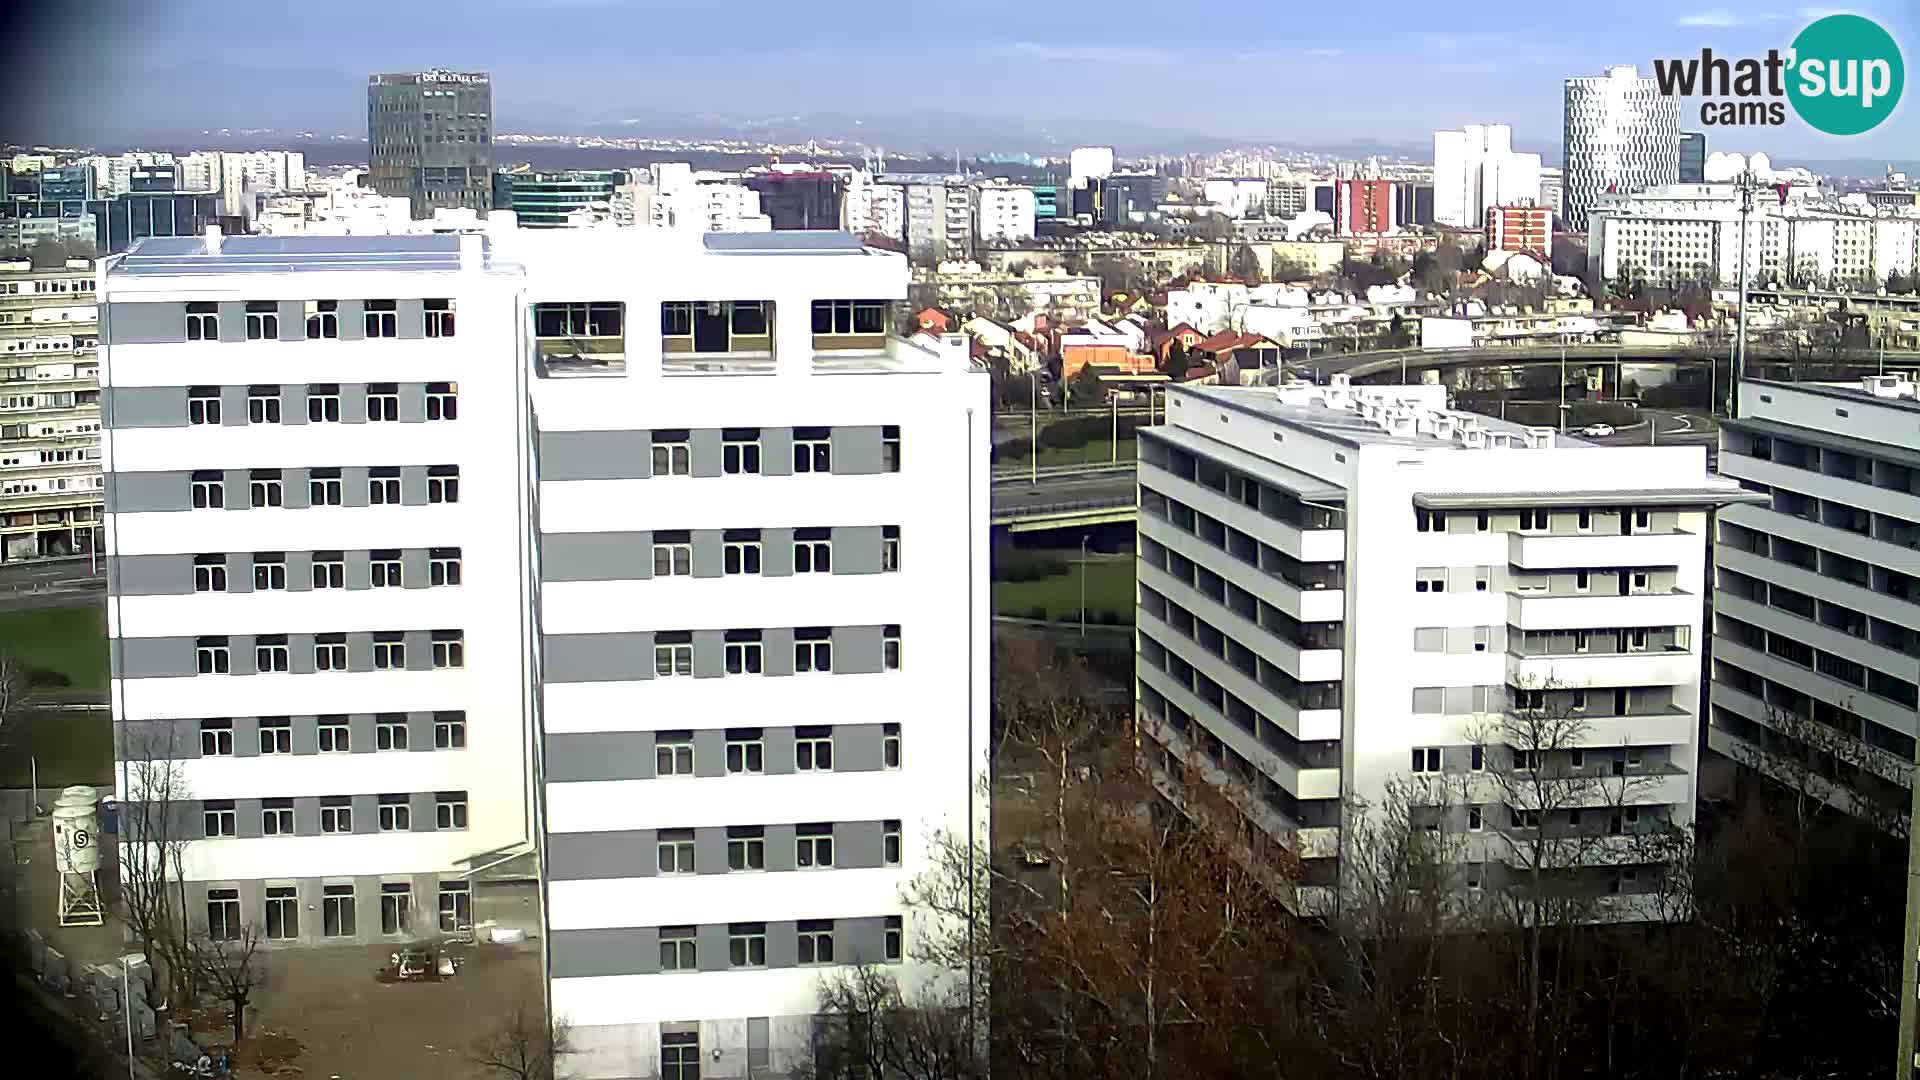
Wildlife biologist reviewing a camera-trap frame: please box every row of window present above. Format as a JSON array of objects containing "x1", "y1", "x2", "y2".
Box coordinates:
[
  {"x1": 1414, "y1": 507, "x2": 1657, "y2": 535},
  {"x1": 651, "y1": 822, "x2": 903, "y2": 874},
  {"x1": 186, "y1": 383, "x2": 457, "y2": 425},
  {"x1": 651, "y1": 724, "x2": 904, "y2": 776},
  {"x1": 532, "y1": 301, "x2": 888, "y2": 343},
  {"x1": 207, "y1": 880, "x2": 468, "y2": 942},
  {"x1": 194, "y1": 632, "x2": 465, "y2": 674},
  {"x1": 1407, "y1": 744, "x2": 1648, "y2": 776},
  {"x1": 648, "y1": 529, "x2": 900, "y2": 577},
  {"x1": 649, "y1": 427, "x2": 901, "y2": 476},
  {"x1": 198, "y1": 712, "x2": 466, "y2": 756},
  {"x1": 184, "y1": 300, "x2": 455, "y2": 342},
  {"x1": 194, "y1": 548, "x2": 462, "y2": 591},
  {"x1": 1412, "y1": 567, "x2": 1654, "y2": 595},
  {"x1": 654, "y1": 915, "x2": 904, "y2": 973},
  {"x1": 188, "y1": 466, "x2": 459, "y2": 508},
  {"x1": 648, "y1": 627, "x2": 901, "y2": 678},
  {"x1": 201, "y1": 791, "x2": 467, "y2": 838}
]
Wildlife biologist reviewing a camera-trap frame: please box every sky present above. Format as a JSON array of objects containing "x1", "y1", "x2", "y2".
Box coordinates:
[{"x1": 1, "y1": 0, "x2": 1915, "y2": 162}]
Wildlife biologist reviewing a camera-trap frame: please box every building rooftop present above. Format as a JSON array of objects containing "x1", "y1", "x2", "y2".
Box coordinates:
[
  {"x1": 1181, "y1": 382, "x2": 1597, "y2": 451},
  {"x1": 1748, "y1": 376, "x2": 1920, "y2": 415},
  {"x1": 113, "y1": 233, "x2": 478, "y2": 276},
  {"x1": 700, "y1": 231, "x2": 872, "y2": 255}
]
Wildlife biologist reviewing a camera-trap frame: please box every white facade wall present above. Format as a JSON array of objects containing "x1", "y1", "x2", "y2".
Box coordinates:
[
  {"x1": 1589, "y1": 183, "x2": 1909, "y2": 287},
  {"x1": 1070, "y1": 146, "x2": 1115, "y2": 187},
  {"x1": 974, "y1": 184, "x2": 1036, "y2": 243},
  {"x1": 1563, "y1": 67, "x2": 1681, "y2": 232},
  {"x1": 1433, "y1": 124, "x2": 1538, "y2": 229}
]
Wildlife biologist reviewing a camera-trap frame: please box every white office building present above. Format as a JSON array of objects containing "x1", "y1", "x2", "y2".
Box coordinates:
[
  {"x1": 1070, "y1": 146, "x2": 1116, "y2": 188},
  {"x1": 1563, "y1": 66, "x2": 1681, "y2": 232},
  {"x1": 1711, "y1": 375, "x2": 1920, "y2": 823},
  {"x1": 1432, "y1": 124, "x2": 1541, "y2": 229},
  {"x1": 1135, "y1": 378, "x2": 1757, "y2": 916},
  {"x1": 974, "y1": 181, "x2": 1036, "y2": 244},
  {"x1": 101, "y1": 227, "x2": 989, "y2": 1079}
]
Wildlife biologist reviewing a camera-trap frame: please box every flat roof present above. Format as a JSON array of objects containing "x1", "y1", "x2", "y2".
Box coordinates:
[
  {"x1": 1723, "y1": 414, "x2": 1920, "y2": 470},
  {"x1": 701, "y1": 231, "x2": 870, "y2": 255},
  {"x1": 112, "y1": 234, "x2": 476, "y2": 276},
  {"x1": 1179, "y1": 384, "x2": 1598, "y2": 451},
  {"x1": 1415, "y1": 487, "x2": 1769, "y2": 510},
  {"x1": 1143, "y1": 425, "x2": 1346, "y2": 503},
  {"x1": 1748, "y1": 377, "x2": 1920, "y2": 416}
]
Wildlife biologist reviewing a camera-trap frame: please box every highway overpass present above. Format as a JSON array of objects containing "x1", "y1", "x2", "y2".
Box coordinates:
[{"x1": 992, "y1": 464, "x2": 1136, "y2": 532}]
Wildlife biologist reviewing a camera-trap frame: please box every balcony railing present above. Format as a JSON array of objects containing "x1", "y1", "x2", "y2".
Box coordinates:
[{"x1": 535, "y1": 336, "x2": 626, "y2": 377}]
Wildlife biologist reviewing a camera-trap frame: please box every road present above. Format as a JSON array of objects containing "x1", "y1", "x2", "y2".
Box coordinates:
[{"x1": 993, "y1": 471, "x2": 1137, "y2": 515}]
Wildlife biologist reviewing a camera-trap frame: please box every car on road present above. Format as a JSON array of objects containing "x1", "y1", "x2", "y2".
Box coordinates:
[{"x1": 1581, "y1": 423, "x2": 1615, "y2": 437}]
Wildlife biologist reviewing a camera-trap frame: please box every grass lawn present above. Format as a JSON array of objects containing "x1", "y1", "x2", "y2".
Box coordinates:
[
  {"x1": 993, "y1": 554, "x2": 1136, "y2": 625},
  {"x1": 0, "y1": 602, "x2": 108, "y2": 692},
  {"x1": 0, "y1": 708, "x2": 112, "y2": 788}
]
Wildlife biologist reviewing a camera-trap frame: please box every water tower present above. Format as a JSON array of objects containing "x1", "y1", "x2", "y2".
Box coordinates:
[{"x1": 51, "y1": 785, "x2": 104, "y2": 927}]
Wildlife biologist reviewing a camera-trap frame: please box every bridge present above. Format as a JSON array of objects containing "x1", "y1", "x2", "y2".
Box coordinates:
[
  {"x1": 991, "y1": 464, "x2": 1137, "y2": 532},
  {"x1": 1258, "y1": 341, "x2": 1920, "y2": 384}
]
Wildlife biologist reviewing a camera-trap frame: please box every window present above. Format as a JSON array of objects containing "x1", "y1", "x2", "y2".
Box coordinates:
[
  {"x1": 1577, "y1": 509, "x2": 1592, "y2": 532},
  {"x1": 1513, "y1": 749, "x2": 1540, "y2": 772},
  {"x1": 883, "y1": 724, "x2": 901, "y2": 769},
  {"x1": 249, "y1": 470, "x2": 284, "y2": 508},
  {"x1": 793, "y1": 528, "x2": 832, "y2": 573},
  {"x1": 252, "y1": 553, "x2": 286, "y2": 591},
  {"x1": 1410, "y1": 747, "x2": 1442, "y2": 773},
  {"x1": 1630, "y1": 571, "x2": 1650, "y2": 594},
  {"x1": 308, "y1": 468, "x2": 342, "y2": 506},
  {"x1": 191, "y1": 472, "x2": 224, "y2": 509},
  {"x1": 199, "y1": 719, "x2": 233, "y2": 757},
  {"x1": 196, "y1": 637, "x2": 230, "y2": 675},
  {"x1": 261, "y1": 798, "x2": 294, "y2": 835},
  {"x1": 1468, "y1": 806, "x2": 1483, "y2": 832},
  {"x1": 369, "y1": 467, "x2": 400, "y2": 504},
  {"x1": 1633, "y1": 509, "x2": 1651, "y2": 532},
  {"x1": 378, "y1": 795, "x2": 411, "y2": 832},
  {"x1": 793, "y1": 427, "x2": 831, "y2": 472},
  {"x1": 653, "y1": 534, "x2": 692, "y2": 577},
  {"x1": 882, "y1": 526, "x2": 901, "y2": 572},
  {"x1": 654, "y1": 632, "x2": 692, "y2": 677},
  {"x1": 1570, "y1": 749, "x2": 1586, "y2": 770},
  {"x1": 812, "y1": 299, "x2": 887, "y2": 335},
  {"x1": 882, "y1": 425, "x2": 901, "y2": 473},
  {"x1": 655, "y1": 734, "x2": 694, "y2": 776},
  {"x1": 726, "y1": 729, "x2": 764, "y2": 774},
  {"x1": 1514, "y1": 688, "x2": 1546, "y2": 711},
  {"x1": 797, "y1": 824, "x2": 834, "y2": 868},
  {"x1": 884, "y1": 916, "x2": 903, "y2": 962},
  {"x1": 798, "y1": 920, "x2": 835, "y2": 965},
  {"x1": 1626, "y1": 629, "x2": 1648, "y2": 653},
  {"x1": 535, "y1": 300, "x2": 625, "y2": 340},
  {"x1": 724, "y1": 630, "x2": 762, "y2": 675},
  {"x1": 365, "y1": 299, "x2": 398, "y2": 338},
  {"x1": 1519, "y1": 508, "x2": 1549, "y2": 532},
  {"x1": 380, "y1": 883, "x2": 412, "y2": 935},
  {"x1": 652, "y1": 432, "x2": 690, "y2": 476},
  {"x1": 1416, "y1": 509, "x2": 1443, "y2": 533},
  {"x1": 1574, "y1": 630, "x2": 1591, "y2": 654},
  {"x1": 723, "y1": 532, "x2": 762, "y2": 576},
  {"x1": 194, "y1": 554, "x2": 228, "y2": 593},
  {"x1": 659, "y1": 928, "x2": 696, "y2": 971},
  {"x1": 203, "y1": 801, "x2": 237, "y2": 837},
  {"x1": 661, "y1": 1033, "x2": 700, "y2": 1080},
  {"x1": 1476, "y1": 510, "x2": 1489, "y2": 532},
  {"x1": 722, "y1": 429, "x2": 761, "y2": 474},
  {"x1": 366, "y1": 383, "x2": 399, "y2": 422},
  {"x1": 372, "y1": 633, "x2": 405, "y2": 670},
  {"x1": 427, "y1": 465, "x2": 459, "y2": 504},
  {"x1": 306, "y1": 300, "x2": 338, "y2": 339},
  {"x1": 370, "y1": 550, "x2": 403, "y2": 588},
  {"x1": 432, "y1": 630, "x2": 465, "y2": 669},
  {"x1": 884, "y1": 820, "x2": 902, "y2": 866},
  {"x1": 376, "y1": 714, "x2": 410, "y2": 750},
  {"x1": 725, "y1": 825, "x2": 767, "y2": 871},
  {"x1": 258, "y1": 716, "x2": 291, "y2": 753},
  {"x1": 435, "y1": 711, "x2": 467, "y2": 748},
  {"x1": 1470, "y1": 745, "x2": 1484, "y2": 771},
  {"x1": 438, "y1": 881, "x2": 471, "y2": 932},
  {"x1": 728, "y1": 922, "x2": 768, "y2": 967},
  {"x1": 1414, "y1": 571, "x2": 1446, "y2": 593},
  {"x1": 307, "y1": 384, "x2": 340, "y2": 423},
  {"x1": 435, "y1": 791, "x2": 468, "y2": 830},
  {"x1": 185, "y1": 301, "x2": 218, "y2": 341},
  {"x1": 187, "y1": 387, "x2": 220, "y2": 425},
  {"x1": 881, "y1": 626, "x2": 903, "y2": 672},
  {"x1": 424, "y1": 298, "x2": 456, "y2": 337},
  {"x1": 1571, "y1": 690, "x2": 1588, "y2": 713},
  {"x1": 796, "y1": 727, "x2": 834, "y2": 771},
  {"x1": 1575, "y1": 570, "x2": 1590, "y2": 594},
  {"x1": 322, "y1": 884, "x2": 355, "y2": 936},
  {"x1": 429, "y1": 547, "x2": 463, "y2": 586},
  {"x1": 207, "y1": 889, "x2": 240, "y2": 941},
  {"x1": 426, "y1": 381, "x2": 457, "y2": 420},
  {"x1": 795, "y1": 628, "x2": 832, "y2": 673},
  {"x1": 314, "y1": 633, "x2": 347, "y2": 671},
  {"x1": 247, "y1": 385, "x2": 281, "y2": 424},
  {"x1": 1511, "y1": 807, "x2": 1541, "y2": 829}
]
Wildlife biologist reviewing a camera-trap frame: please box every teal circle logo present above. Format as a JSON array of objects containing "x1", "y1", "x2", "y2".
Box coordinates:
[{"x1": 1787, "y1": 14, "x2": 1903, "y2": 136}]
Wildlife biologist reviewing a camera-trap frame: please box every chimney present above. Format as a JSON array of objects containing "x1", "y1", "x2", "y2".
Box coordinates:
[
  {"x1": 459, "y1": 231, "x2": 483, "y2": 270},
  {"x1": 203, "y1": 224, "x2": 223, "y2": 255}
]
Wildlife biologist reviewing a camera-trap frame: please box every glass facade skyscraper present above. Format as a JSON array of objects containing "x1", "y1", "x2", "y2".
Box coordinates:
[
  {"x1": 367, "y1": 70, "x2": 494, "y2": 219},
  {"x1": 491, "y1": 169, "x2": 620, "y2": 228}
]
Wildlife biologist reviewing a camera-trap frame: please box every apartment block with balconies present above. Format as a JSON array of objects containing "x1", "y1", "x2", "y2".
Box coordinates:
[
  {"x1": 1136, "y1": 376, "x2": 1759, "y2": 917},
  {"x1": 0, "y1": 257, "x2": 103, "y2": 563}
]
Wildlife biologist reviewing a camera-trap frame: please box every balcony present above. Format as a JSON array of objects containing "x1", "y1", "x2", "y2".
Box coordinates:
[
  {"x1": 532, "y1": 301, "x2": 627, "y2": 377},
  {"x1": 810, "y1": 299, "x2": 891, "y2": 355},
  {"x1": 1507, "y1": 529, "x2": 1698, "y2": 570},
  {"x1": 1506, "y1": 590, "x2": 1701, "y2": 631},
  {"x1": 1506, "y1": 647, "x2": 1696, "y2": 689},
  {"x1": 661, "y1": 300, "x2": 774, "y2": 375}
]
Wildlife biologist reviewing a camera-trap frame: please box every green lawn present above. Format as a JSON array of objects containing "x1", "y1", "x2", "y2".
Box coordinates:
[
  {"x1": 0, "y1": 707, "x2": 112, "y2": 788},
  {"x1": 0, "y1": 602, "x2": 108, "y2": 691},
  {"x1": 993, "y1": 555, "x2": 1137, "y2": 625},
  {"x1": 1000, "y1": 438, "x2": 1138, "y2": 468}
]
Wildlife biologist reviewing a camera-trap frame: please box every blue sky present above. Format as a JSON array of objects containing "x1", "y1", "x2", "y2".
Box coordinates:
[{"x1": 10, "y1": 0, "x2": 1917, "y2": 161}]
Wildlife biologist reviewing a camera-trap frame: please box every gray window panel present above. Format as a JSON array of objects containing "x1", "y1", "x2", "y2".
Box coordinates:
[
  {"x1": 1413, "y1": 627, "x2": 1445, "y2": 653},
  {"x1": 110, "y1": 555, "x2": 194, "y2": 596},
  {"x1": 399, "y1": 466, "x2": 429, "y2": 507},
  {"x1": 234, "y1": 798, "x2": 263, "y2": 839},
  {"x1": 764, "y1": 824, "x2": 798, "y2": 872},
  {"x1": 281, "y1": 384, "x2": 308, "y2": 426},
  {"x1": 689, "y1": 428, "x2": 722, "y2": 479},
  {"x1": 834, "y1": 821, "x2": 886, "y2": 869},
  {"x1": 765, "y1": 920, "x2": 800, "y2": 969},
  {"x1": 540, "y1": 532, "x2": 652, "y2": 582},
  {"x1": 219, "y1": 386, "x2": 249, "y2": 428},
  {"x1": 694, "y1": 827, "x2": 728, "y2": 876},
  {"x1": 344, "y1": 550, "x2": 372, "y2": 591},
  {"x1": 231, "y1": 716, "x2": 260, "y2": 759},
  {"x1": 830, "y1": 526, "x2": 883, "y2": 575},
  {"x1": 276, "y1": 301, "x2": 304, "y2": 341},
  {"x1": 350, "y1": 794, "x2": 378, "y2": 833},
  {"x1": 839, "y1": 916, "x2": 891, "y2": 965},
  {"x1": 691, "y1": 530, "x2": 724, "y2": 579},
  {"x1": 407, "y1": 712, "x2": 436, "y2": 753},
  {"x1": 102, "y1": 387, "x2": 188, "y2": 429},
  {"x1": 762, "y1": 628, "x2": 795, "y2": 676},
  {"x1": 538, "y1": 431, "x2": 652, "y2": 481},
  {"x1": 398, "y1": 383, "x2": 427, "y2": 423},
  {"x1": 223, "y1": 554, "x2": 252, "y2": 594},
  {"x1": 280, "y1": 469, "x2": 310, "y2": 510},
  {"x1": 284, "y1": 551, "x2": 314, "y2": 593},
  {"x1": 691, "y1": 631, "x2": 725, "y2": 680},
  {"x1": 551, "y1": 928, "x2": 658, "y2": 978},
  {"x1": 761, "y1": 427, "x2": 794, "y2": 477},
  {"x1": 292, "y1": 796, "x2": 321, "y2": 836},
  {"x1": 760, "y1": 529, "x2": 795, "y2": 576},
  {"x1": 834, "y1": 724, "x2": 886, "y2": 773},
  {"x1": 227, "y1": 635, "x2": 257, "y2": 677},
  {"x1": 288, "y1": 713, "x2": 319, "y2": 752},
  {"x1": 397, "y1": 299, "x2": 425, "y2": 340},
  {"x1": 221, "y1": 470, "x2": 249, "y2": 512},
  {"x1": 341, "y1": 467, "x2": 370, "y2": 507},
  {"x1": 547, "y1": 830, "x2": 656, "y2": 881},
  {"x1": 113, "y1": 637, "x2": 196, "y2": 679},
  {"x1": 106, "y1": 301, "x2": 186, "y2": 344},
  {"x1": 402, "y1": 631, "x2": 434, "y2": 672},
  {"x1": 348, "y1": 714, "x2": 376, "y2": 755},
  {"x1": 546, "y1": 732, "x2": 656, "y2": 782},
  {"x1": 695, "y1": 923, "x2": 729, "y2": 972},
  {"x1": 216, "y1": 302, "x2": 247, "y2": 343},
  {"x1": 336, "y1": 300, "x2": 365, "y2": 342},
  {"x1": 832, "y1": 625, "x2": 885, "y2": 675},
  {"x1": 1445, "y1": 628, "x2": 1477, "y2": 655},
  {"x1": 1444, "y1": 686, "x2": 1476, "y2": 714},
  {"x1": 763, "y1": 727, "x2": 796, "y2": 776},
  {"x1": 339, "y1": 383, "x2": 368, "y2": 424},
  {"x1": 544, "y1": 632, "x2": 654, "y2": 683},
  {"x1": 287, "y1": 635, "x2": 317, "y2": 676},
  {"x1": 409, "y1": 792, "x2": 437, "y2": 833},
  {"x1": 1411, "y1": 687, "x2": 1444, "y2": 714},
  {"x1": 105, "y1": 472, "x2": 189, "y2": 514},
  {"x1": 692, "y1": 729, "x2": 726, "y2": 778},
  {"x1": 831, "y1": 426, "x2": 885, "y2": 475},
  {"x1": 346, "y1": 633, "x2": 375, "y2": 672},
  {"x1": 401, "y1": 549, "x2": 430, "y2": 590}
]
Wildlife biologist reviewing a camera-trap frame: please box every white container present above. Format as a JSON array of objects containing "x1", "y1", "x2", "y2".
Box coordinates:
[{"x1": 51, "y1": 790, "x2": 101, "y2": 874}]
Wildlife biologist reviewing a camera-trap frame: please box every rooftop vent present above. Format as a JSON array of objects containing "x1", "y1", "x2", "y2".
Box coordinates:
[
  {"x1": 1460, "y1": 428, "x2": 1486, "y2": 448},
  {"x1": 1861, "y1": 373, "x2": 1917, "y2": 400},
  {"x1": 203, "y1": 224, "x2": 222, "y2": 256},
  {"x1": 1523, "y1": 426, "x2": 1557, "y2": 449},
  {"x1": 1487, "y1": 431, "x2": 1513, "y2": 450}
]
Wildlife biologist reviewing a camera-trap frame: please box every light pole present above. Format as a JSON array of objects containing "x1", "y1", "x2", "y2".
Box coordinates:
[
  {"x1": 1731, "y1": 168, "x2": 1762, "y2": 421},
  {"x1": 1028, "y1": 370, "x2": 1038, "y2": 486},
  {"x1": 1558, "y1": 337, "x2": 1568, "y2": 434},
  {"x1": 1079, "y1": 534, "x2": 1090, "y2": 638}
]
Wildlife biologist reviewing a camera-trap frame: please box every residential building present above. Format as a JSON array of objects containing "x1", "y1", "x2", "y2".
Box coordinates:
[
  {"x1": 1539, "y1": 168, "x2": 1566, "y2": 222},
  {"x1": 868, "y1": 184, "x2": 906, "y2": 242},
  {"x1": 743, "y1": 170, "x2": 845, "y2": 230},
  {"x1": 1102, "y1": 174, "x2": 1165, "y2": 229},
  {"x1": 1204, "y1": 178, "x2": 1269, "y2": 219},
  {"x1": 974, "y1": 181, "x2": 1036, "y2": 244},
  {"x1": 0, "y1": 256, "x2": 100, "y2": 562},
  {"x1": 367, "y1": 70, "x2": 495, "y2": 219},
  {"x1": 1136, "y1": 377, "x2": 1757, "y2": 915},
  {"x1": 646, "y1": 165, "x2": 771, "y2": 233},
  {"x1": 1563, "y1": 66, "x2": 1681, "y2": 232},
  {"x1": 1679, "y1": 132, "x2": 1707, "y2": 184},
  {"x1": 885, "y1": 177, "x2": 973, "y2": 263},
  {"x1": 1337, "y1": 179, "x2": 1396, "y2": 235},
  {"x1": 1394, "y1": 181, "x2": 1436, "y2": 228},
  {"x1": 1489, "y1": 203, "x2": 1554, "y2": 261},
  {"x1": 216, "y1": 151, "x2": 309, "y2": 218},
  {"x1": 1266, "y1": 179, "x2": 1311, "y2": 219},
  {"x1": 491, "y1": 169, "x2": 621, "y2": 229},
  {"x1": 1587, "y1": 183, "x2": 1910, "y2": 288},
  {"x1": 1433, "y1": 124, "x2": 1542, "y2": 229},
  {"x1": 1710, "y1": 375, "x2": 1920, "y2": 823}
]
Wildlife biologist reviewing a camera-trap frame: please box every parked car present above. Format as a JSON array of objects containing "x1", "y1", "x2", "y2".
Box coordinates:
[{"x1": 1581, "y1": 423, "x2": 1616, "y2": 437}]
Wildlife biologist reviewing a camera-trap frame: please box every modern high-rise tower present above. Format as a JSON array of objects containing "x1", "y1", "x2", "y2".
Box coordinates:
[
  {"x1": 367, "y1": 70, "x2": 495, "y2": 220},
  {"x1": 1563, "y1": 66, "x2": 1680, "y2": 232}
]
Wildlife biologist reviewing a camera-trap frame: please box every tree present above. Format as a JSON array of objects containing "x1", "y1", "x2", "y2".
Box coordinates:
[
  {"x1": 1887, "y1": 269, "x2": 1914, "y2": 295},
  {"x1": 803, "y1": 965, "x2": 981, "y2": 1080},
  {"x1": 1160, "y1": 339, "x2": 1188, "y2": 378},
  {"x1": 468, "y1": 993, "x2": 575, "y2": 1080},
  {"x1": 1066, "y1": 364, "x2": 1106, "y2": 407},
  {"x1": 1722, "y1": 699, "x2": 1910, "y2": 838},
  {"x1": 188, "y1": 922, "x2": 266, "y2": 1046},
  {"x1": 117, "y1": 725, "x2": 198, "y2": 1010},
  {"x1": 0, "y1": 651, "x2": 26, "y2": 747},
  {"x1": 1270, "y1": 257, "x2": 1311, "y2": 283},
  {"x1": 1229, "y1": 244, "x2": 1264, "y2": 285}
]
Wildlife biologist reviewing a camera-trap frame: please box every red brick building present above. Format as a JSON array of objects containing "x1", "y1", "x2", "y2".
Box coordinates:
[
  {"x1": 1338, "y1": 179, "x2": 1396, "y2": 235},
  {"x1": 1487, "y1": 203, "x2": 1553, "y2": 261}
]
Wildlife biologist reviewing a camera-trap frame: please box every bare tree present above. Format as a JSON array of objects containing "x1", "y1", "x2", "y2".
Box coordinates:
[
  {"x1": 188, "y1": 922, "x2": 266, "y2": 1046},
  {"x1": 1722, "y1": 699, "x2": 1909, "y2": 837},
  {"x1": 117, "y1": 724, "x2": 198, "y2": 1009},
  {"x1": 801, "y1": 965, "x2": 980, "y2": 1080},
  {"x1": 468, "y1": 993, "x2": 575, "y2": 1080}
]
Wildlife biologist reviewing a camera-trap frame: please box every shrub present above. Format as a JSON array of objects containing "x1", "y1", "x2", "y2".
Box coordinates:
[{"x1": 25, "y1": 666, "x2": 70, "y2": 689}]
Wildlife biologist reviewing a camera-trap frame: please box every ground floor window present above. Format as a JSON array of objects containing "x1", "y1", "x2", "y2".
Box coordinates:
[{"x1": 662, "y1": 1029, "x2": 701, "y2": 1080}]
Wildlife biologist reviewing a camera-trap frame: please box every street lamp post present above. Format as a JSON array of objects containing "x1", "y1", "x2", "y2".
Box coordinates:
[
  {"x1": 1028, "y1": 370, "x2": 1038, "y2": 487},
  {"x1": 1731, "y1": 168, "x2": 1761, "y2": 421},
  {"x1": 1079, "y1": 534, "x2": 1090, "y2": 638},
  {"x1": 1111, "y1": 392, "x2": 1119, "y2": 464}
]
